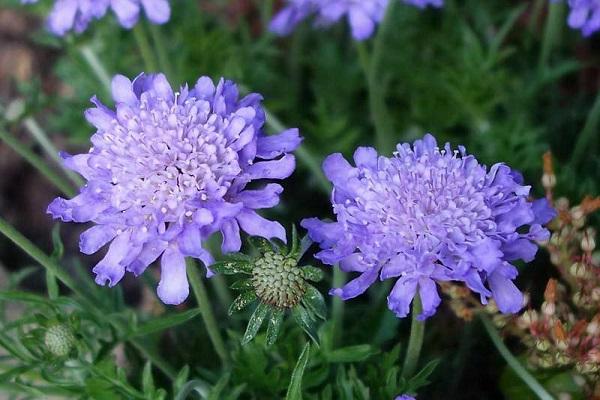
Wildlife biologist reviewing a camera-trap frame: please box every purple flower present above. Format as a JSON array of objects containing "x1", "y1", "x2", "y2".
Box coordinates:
[
  {"x1": 270, "y1": 0, "x2": 443, "y2": 41},
  {"x1": 21, "y1": 0, "x2": 170, "y2": 36},
  {"x1": 566, "y1": 0, "x2": 600, "y2": 36},
  {"x1": 48, "y1": 73, "x2": 301, "y2": 305},
  {"x1": 302, "y1": 135, "x2": 554, "y2": 319},
  {"x1": 395, "y1": 396, "x2": 416, "y2": 400}
]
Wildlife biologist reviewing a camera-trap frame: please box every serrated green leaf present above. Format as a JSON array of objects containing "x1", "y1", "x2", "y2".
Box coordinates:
[
  {"x1": 325, "y1": 345, "x2": 378, "y2": 363},
  {"x1": 302, "y1": 285, "x2": 327, "y2": 320},
  {"x1": 210, "y1": 261, "x2": 253, "y2": 275},
  {"x1": 293, "y1": 306, "x2": 319, "y2": 345},
  {"x1": 228, "y1": 292, "x2": 258, "y2": 315},
  {"x1": 266, "y1": 308, "x2": 285, "y2": 346},
  {"x1": 230, "y1": 279, "x2": 254, "y2": 291},
  {"x1": 130, "y1": 309, "x2": 201, "y2": 338},
  {"x1": 241, "y1": 303, "x2": 270, "y2": 345},
  {"x1": 142, "y1": 362, "x2": 155, "y2": 395},
  {"x1": 285, "y1": 342, "x2": 311, "y2": 400},
  {"x1": 302, "y1": 266, "x2": 324, "y2": 282},
  {"x1": 172, "y1": 365, "x2": 190, "y2": 394}
]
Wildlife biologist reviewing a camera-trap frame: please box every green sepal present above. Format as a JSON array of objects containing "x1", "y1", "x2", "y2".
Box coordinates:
[
  {"x1": 222, "y1": 253, "x2": 254, "y2": 263},
  {"x1": 288, "y1": 225, "x2": 299, "y2": 259},
  {"x1": 302, "y1": 266, "x2": 324, "y2": 282},
  {"x1": 241, "y1": 303, "x2": 270, "y2": 345},
  {"x1": 265, "y1": 308, "x2": 285, "y2": 347},
  {"x1": 210, "y1": 260, "x2": 253, "y2": 275},
  {"x1": 292, "y1": 306, "x2": 319, "y2": 345},
  {"x1": 228, "y1": 291, "x2": 258, "y2": 315},
  {"x1": 248, "y1": 236, "x2": 274, "y2": 253},
  {"x1": 302, "y1": 285, "x2": 327, "y2": 320},
  {"x1": 230, "y1": 279, "x2": 254, "y2": 291}
]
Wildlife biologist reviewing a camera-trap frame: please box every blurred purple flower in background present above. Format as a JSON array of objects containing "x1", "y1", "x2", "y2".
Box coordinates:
[
  {"x1": 48, "y1": 73, "x2": 301, "y2": 305},
  {"x1": 302, "y1": 134, "x2": 555, "y2": 319},
  {"x1": 270, "y1": 0, "x2": 443, "y2": 41},
  {"x1": 21, "y1": 0, "x2": 171, "y2": 36},
  {"x1": 566, "y1": 0, "x2": 600, "y2": 36},
  {"x1": 395, "y1": 395, "x2": 416, "y2": 400}
]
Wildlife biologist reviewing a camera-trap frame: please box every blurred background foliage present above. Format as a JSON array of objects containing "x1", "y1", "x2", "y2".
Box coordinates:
[{"x1": 0, "y1": 0, "x2": 599, "y2": 398}]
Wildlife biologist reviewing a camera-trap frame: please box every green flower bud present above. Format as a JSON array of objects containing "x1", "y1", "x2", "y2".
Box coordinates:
[
  {"x1": 252, "y1": 251, "x2": 306, "y2": 308},
  {"x1": 44, "y1": 324, "x2": 75, "y2": 357}
]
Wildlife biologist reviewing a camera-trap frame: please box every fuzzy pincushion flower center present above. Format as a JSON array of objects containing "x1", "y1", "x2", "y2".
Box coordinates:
[{"x1": 252, "y1": 251, "x2": 306, "y2": 308}]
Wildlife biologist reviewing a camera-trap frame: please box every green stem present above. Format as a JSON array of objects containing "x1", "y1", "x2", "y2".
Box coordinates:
[
  {"x1": 133, "y1": 24, "x2": 159, "y2": 73},
  {"x1": 356, "y1": 2, "x2": 396, "y2": 153},
  {"x1": 401, "y1": 296, "x2": 425, "y2": 379},
  {"x1": 187, "y1": 261, "x2": 230, "y2": 367},
  {"x1": 0, "y1": 216, "x2": 176, "y2": 380},
  {"x1": 22, "y1": 117, "x2": 84, "y2": 188},
  {"x1": 331, "y1": 267, "x2": 346, "y2": 346},
  {"x1": 149, "y1": 24, "x2": 174, "y2": 80},
  {"x1": 538, "y1": 1, "x2": 564, "y2": 72},
  {"x1": 211, "y1": 274, "x2": 233, "y2": 313},
  {"x1": 79, "y1": 45, "x2": 112, "y2": 92},
  {"x1": 481, "y1": 314, "x2": 553, "y2": 400},
  {"x1": 571, "y1": 89, "x2": 600, "y2": 169},
  {"x1": 263, "y1": 110, "x2": 331, "y2": 196},
  {"x1": 0, "y1": 128, "x2": 75, "y2": 197}
]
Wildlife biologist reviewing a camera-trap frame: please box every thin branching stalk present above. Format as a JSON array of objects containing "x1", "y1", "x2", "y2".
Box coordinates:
[
  {"x1": 331, "y1": 267, "x2": 346, "y2": 346},
  {"x1": 79, "y1": 45, "x2": 112, "y2": 91},
  {"x1": 538, "y1": 1, "x2": 564, "y2": 71},
  {"x1": 133, "y1": 24, "x2": 159, "y2": 73},
  {"x1": 149, "y1": 24, "x2": 175, "y2": 80}
]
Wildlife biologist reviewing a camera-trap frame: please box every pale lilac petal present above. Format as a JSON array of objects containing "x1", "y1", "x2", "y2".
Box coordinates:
[{"x1": 157, "y1": 246, "x2": 189, "y2": 305}]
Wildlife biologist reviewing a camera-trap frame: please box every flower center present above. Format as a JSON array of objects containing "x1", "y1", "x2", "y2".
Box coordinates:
[{"x1": 252, "y1": 251, "x2": 306, "y2": 308}]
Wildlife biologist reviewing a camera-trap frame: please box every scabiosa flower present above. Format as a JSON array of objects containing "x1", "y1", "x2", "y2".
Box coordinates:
[
  {"x1": 270, "y1": 0, "x2": 443, "y2": 41},
  {"x1": 566, "y1": 0, "x2": 600, "y2": 36},
  {"x1": 48, "y1": 73, "x2": 302, "y2": 305},
  {"x1": 302, "y1": 134, "x2": 555, "y2": 320},
  {"x1": 395, "y1": 396, "x2": 416, "y2": 400},
  {"x1": 21, "y1": 0, "x2": 170, "y2": 36}
]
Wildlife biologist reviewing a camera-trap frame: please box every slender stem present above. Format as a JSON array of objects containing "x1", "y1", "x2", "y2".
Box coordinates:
[
  {"x1": 331, "y1": 267, "x2": 346, "y2": 346},
  {"x1": 0, "y1": 216, "x2": 176, "y2": 379},
  {"x1": 481, "y1": 315, "x2": 553, "y2": 400},
  {"x1": 133, "y1": 24, "x2": 159, "y2": 73},
  {"x1": 538, "y1": 1, "x2": 564, "y2": 71},
  {"x1": 571, "y1": 89, "x2": 600, "y2": 169},
  {"x1": 263, "y1": 110, "x2": 331, "y2": 196},
  {"x1": 0, "y1": 128, "x2": 75, "y2": 197},
  {"x1": 187, "y1": 261, "x2": 230, "y2": 367},
  {"x1": 79, "y1": 45, "x2": 112, "y2": 92},
  {"x1": 149, "y1": 24, "x2": 174, "y2": 80},
  {"x1": 210, "y1": 274, "x2": 233, "y2": 313},
  {"x1": 356, "y1": 2, "x2": 396, "y2": 153},
  {"x1": 22, "y1": 117, "x2": 84, "y2": 187},
  {"x1": 401, "y1": 295, "x2": 425, "y2": 379}
]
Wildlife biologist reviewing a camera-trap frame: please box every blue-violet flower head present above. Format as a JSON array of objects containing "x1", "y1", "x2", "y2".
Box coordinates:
[
  {"x1": 270, "y1": 0, "x2": 443, "y2": 41},
  {"x1": 22, "y1": 0, "x2": 170, "y2": 36},
  {"x1": 48, "y1": 73, "x2": 302, "y2": 305},
  {"x1": 566, "y1": 0, "x2": 600, "y2": 36},
  {"x1": 302, "y1": 134, "x2": 555, "y2": 320}
]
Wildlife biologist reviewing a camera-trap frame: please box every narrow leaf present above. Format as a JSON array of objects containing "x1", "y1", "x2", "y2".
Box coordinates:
[
  {"x1": 228, "y1": 292, "x2": 257, "y2": 315},
  {"x1": 241, "y1": 303, "x2": 270, "y2": 345},
  {"x1": 230, "y1": 279, "x2": 254, "y2": 291},
  {"x1": 130, "y1": 309, "x2": 201, "y2": 338},
  {"x1": 289, "y1": 225, "x2": 299, "y2": 258},
  {"x1": 293, "y1": 306, "x2": 319, "y2": 345},
  {"x1": 142, "y1": 362, "x2": 155, "y2": 395},
  {"x1": 248, "y1": 236, "x2": 273, "y2": 253},
  {"x1": 285, "y1": 342, "x2": 311, "y2": 400},
  {"x1": 325, "y1": 344, "x2": 377, "y2": 363},
  {"x1": 210, "y1": 261, "x2": 253, "y2": 275},
  {"x1": 266, "y1": 308, "x2": 285, "y2": 346},
  {"x1": 172, "y1": 366, "x2": 190, "y2": 394},
  {"x1": 302, "y1": 285, "x2": 327, "y2": 320}
]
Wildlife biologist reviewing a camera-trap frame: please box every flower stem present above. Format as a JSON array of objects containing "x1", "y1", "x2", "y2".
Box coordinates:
[
  {"x1": 356, "y1": 1, "x2": 396, "y2": 153},
  {"x1": 480, "y1": 314, "x2": 553, "y2": 400},
  {"x1": 538, "y1": 1, "x2": 564, "y2": 72},
  {"x1": 401, "y1": 295, "x2": 425, "y2": 379},
  {"x1": 133, "y1": 24, "x2": 159, "y2": 73},
  {"x1": 79, "y1": 45, "x2": 112, "y2": 92},
  {"x1": 22, "y1": 117, "x2": 84, "y2": 188},
  {"x1": 0, "y1": 216, "x2": 177, "y2": 379},
  {"x1": 331, "y1": 267, "x2": 346, "y2": 345},
  {"x1": 0, "y1": 127, "x2": 75, "y2": 197},
  {"x1": 187, "y1": 261, "x2": 230, "y2": 367},
  {"x1": 571, "y1": 88, "x2": 600, "y2": 169},
  {"x1": 149, "y1": 24, "x2": 175, "y2": 80}
]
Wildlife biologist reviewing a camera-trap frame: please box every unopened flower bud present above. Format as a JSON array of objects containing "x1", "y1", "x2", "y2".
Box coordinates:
[
  {"x1": 542, "y1": 301, "x2": 556, "y2": 316},
  {"x1": 581, "y1": 235, "x2": 596, "y2": 252},
  {"x1": 555, "y1": 352, "x2": 571, "y2": 366},
  {"x1": 252, "y1": 251, "x2": 306, "y2": 308},
  {"x1": 542, "y1": 173, "x2": 556, "y2": 189},
  {"x1": 536, "y1": 339, "x2": 551, "y2": 352},
  {"x1": 519, "y1": 310, "x2": 538, "y2": 329},
  {"x1": 591, "y1": 287, "x2": 600, "y2": 302},
  {"x1": 537, "y1": 354, "x2": 554, "y2": 368},
  {"x1": 556, "y1": 197, "x2": 569, "y2": 211},
  {"x1": 44, "y1": 324, "x2": 75, "y2": 357},
  {"x1": 571, "y1": 206, "x2": 585, "y2": 228},
  {"x1": 569, "y1": 262, "x2": 589, "y2": 279}
]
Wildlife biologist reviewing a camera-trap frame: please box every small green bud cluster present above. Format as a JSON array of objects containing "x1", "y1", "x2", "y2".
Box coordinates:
[
  {"x1": 252, "y1": 251, "x2": 306, "y2": 308},
  {"x1": 44, "y1": 324, "x2": 75, "y2": 357}
]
